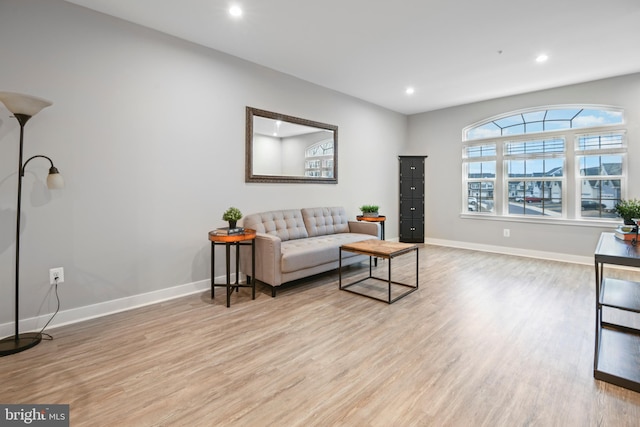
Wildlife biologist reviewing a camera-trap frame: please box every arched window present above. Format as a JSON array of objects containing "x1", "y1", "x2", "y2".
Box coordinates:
[
  {"x1": 465, "y1": 107, "x2": 623, "y2": 141},
  {"x1": 462, "y1": 106, "x2": 626, "y2": 222}
]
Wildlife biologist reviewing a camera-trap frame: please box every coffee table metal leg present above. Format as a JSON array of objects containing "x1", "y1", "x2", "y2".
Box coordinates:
[
  {"x1": 339, "y1": 247, "x2": 343, "y2": 289},
  {"x1": 388, "y1": 257, "x2": 392, "y2": 303}
]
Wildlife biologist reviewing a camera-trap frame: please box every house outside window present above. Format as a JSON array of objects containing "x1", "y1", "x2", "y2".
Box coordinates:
[
  {"x1": 462, "y1": 106, "x2": 625, "y2": 221},
  {"x1": 305, "y1": 139, "x2": 334, "y2": 178}
]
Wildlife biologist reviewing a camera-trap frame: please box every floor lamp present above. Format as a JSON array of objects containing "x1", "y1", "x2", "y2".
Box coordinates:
[{"x1": 0, "y1": 92, "x2": 64, "y2": 357}]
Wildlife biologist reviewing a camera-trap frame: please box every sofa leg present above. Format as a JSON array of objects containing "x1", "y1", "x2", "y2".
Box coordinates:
[{"x1": 271, "y1": 286, "x2": 276, "y2": 297}]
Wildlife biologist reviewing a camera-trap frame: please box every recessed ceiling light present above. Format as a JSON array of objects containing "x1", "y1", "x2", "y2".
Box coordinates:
[
  {"x1": 229, "y1": 5, "x2": 243, "y2": 18},
  {"x1": 536, "y1": 54, "x2": 549, "y2": 63},
  {"x1": 405, "y1": 87, "x2": 415, "y2": 95}
]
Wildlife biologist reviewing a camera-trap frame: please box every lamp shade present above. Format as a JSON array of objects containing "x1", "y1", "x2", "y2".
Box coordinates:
[
  {"x1": 0, "y1": 92, "x2": 52, "y2": 117},
  {"x1": 46, "y1": 169, "x2": 64, "y2": 190}
]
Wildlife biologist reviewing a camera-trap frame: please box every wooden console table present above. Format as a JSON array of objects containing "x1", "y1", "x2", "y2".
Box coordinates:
[{"x1": 594, "y1": 232, "x2": 640, "y2": 392}]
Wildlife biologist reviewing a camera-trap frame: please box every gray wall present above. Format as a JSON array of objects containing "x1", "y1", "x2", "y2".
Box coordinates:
[
  {"x1": 0, "y1": 0, "x2": 406, "y2": 329},
  {"x1": 407, "y1": 73, "x2": 640, "y2": 260}
]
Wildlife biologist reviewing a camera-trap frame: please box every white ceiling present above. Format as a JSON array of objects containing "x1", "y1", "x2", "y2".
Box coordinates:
[{"x1": 65, "y1": 0, "x2": 640, "y2": 115}]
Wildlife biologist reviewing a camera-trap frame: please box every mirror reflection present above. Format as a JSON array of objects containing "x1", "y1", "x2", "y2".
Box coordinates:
[{"x1": 246, "y1": 107, "x2": 338, "y2": 183}]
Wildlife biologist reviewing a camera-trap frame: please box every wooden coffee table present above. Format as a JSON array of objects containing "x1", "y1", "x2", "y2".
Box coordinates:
[{"x1": 339, "y1": 239, "x2": 418, "y2": 304}]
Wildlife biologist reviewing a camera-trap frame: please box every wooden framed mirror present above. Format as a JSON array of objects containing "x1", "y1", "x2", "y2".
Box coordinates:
[{"x1": 245, "y1": 107, "x2": 338, "y2": 184}]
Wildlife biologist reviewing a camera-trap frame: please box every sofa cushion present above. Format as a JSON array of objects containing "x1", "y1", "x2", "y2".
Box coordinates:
[
  {"x1": 280, "y1": 233, "x2": 376, "y2": 273},
  {"x1": 242, "y1": 209, "x2": 308, "y2": 242},
  {"x1": 301, "y1": 207, "x2": 350, "y2": 237}
]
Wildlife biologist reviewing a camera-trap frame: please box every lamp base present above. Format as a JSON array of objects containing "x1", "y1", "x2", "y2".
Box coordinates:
[{"x1": 0, "y1": 332, "x2": 42, "y2": 356}]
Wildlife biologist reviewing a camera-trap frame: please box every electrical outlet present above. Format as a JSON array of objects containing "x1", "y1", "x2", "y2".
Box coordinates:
[
  {"x1": 503, "y1": 229, "x2": 510, "y2": 237},
  {"x1": 49, "y1": 267, "x2": 64, "y2": 285}
]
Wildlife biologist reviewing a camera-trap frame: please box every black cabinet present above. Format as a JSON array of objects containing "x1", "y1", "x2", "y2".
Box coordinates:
[{"x1": 399, "y1": 156, "x2": 427, "y2": 243}]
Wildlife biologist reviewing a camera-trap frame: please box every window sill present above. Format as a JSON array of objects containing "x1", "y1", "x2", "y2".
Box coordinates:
[{"x1": 459, "y1": 213, "x2": 620, "y2": 228}]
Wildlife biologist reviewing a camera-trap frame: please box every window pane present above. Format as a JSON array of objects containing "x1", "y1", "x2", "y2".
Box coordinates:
[
  {"x1": 502, "y1": 124, "x2": 525, "y2": 136},
  {"x1": 507, "y1": 160, "x2": 525, "y2": 177},
  {"x1": 507, "y1": 180, "x2": 562, "y2": 216},
  {"x1": 544, "y1": 121, "x2": 571, "y2": 131},
  {"x1": 546, "y1": 109, "x2": 581, "y2": 121},
  {"x1": 543, "y1": 158, "x2": 563, "y2": 176},
  {"x1": 525, "y1": 122, "x2": 544, "y2": 133},
  {"x1": 580, "y1": 179, "x2": 620, "y2": 218},
  {"x1": 467, "y1": 123, "x2": 501, "y2": 140},
  {"x1": 575, "y1": 109, "x2": 623, "y2": 127},
  {"x1": 467, "y1": 182, "x2": 494, "y2": 212},
  {"x1": 507, "y1": 159, "x2": 564, "y2": 178},
  {"x1": 466, "y1": 144, "x2": 496, "y2": 158},
  {"x1": 577, "y1": 133, "x2": 624, "y2": 151},
  {"x1": 467, "y1": 161, "x2": 496, "y2": 178},
  {"x1": 505, "y1": 138, "x2": 564, "y2": 155},
  {"x1": 579, "y1": 155, "x2": 623, "y2": 176},
  {"x1": 507, "y1": 181, "x2": 526, "y2": 202},
  {"x1": 494, "y1": 115, "x2": 524, "y2": 128}
]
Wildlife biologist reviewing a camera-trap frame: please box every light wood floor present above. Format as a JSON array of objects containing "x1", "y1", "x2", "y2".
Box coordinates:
[{"x1": 2, "y1": 244, "x2": 640, "y2": 426}]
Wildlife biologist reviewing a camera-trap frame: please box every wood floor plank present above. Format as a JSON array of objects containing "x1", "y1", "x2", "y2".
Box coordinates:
[{"x1": 2, "y1": 244, "x2": 640, "y2": 426}]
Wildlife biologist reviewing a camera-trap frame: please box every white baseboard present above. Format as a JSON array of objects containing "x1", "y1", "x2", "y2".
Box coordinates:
[
  {"x1": 0, "y1": 279, "x2": 210, "y2": 339},
  {"x1": 424, "y1": 237, "x2": 593, "y2": 265}
]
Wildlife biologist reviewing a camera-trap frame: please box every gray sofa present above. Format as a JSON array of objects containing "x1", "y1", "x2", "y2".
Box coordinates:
[{"x1": 240, "y1": 206, "x2": 380, "y2": 296}]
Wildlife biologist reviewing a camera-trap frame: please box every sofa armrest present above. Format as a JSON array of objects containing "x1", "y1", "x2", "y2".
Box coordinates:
[
  {"x1": 348, "y1": 220, "x2": 380, "y2": 238},
  {"x1": 239, "y1": 232, "x2": 283, "y2": 287}
]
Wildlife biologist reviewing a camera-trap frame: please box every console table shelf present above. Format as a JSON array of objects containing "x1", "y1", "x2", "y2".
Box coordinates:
[
  {"x1": 600, "y1": 278, "x2": 640, "y2": 312},
  {"x1": 594, "y1": 232, "x2": 640, "y2": 393}
]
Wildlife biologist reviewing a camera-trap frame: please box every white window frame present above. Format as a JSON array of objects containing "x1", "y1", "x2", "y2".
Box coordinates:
[
  {"x1": 575, "y1": 131, "x2": 627, "y2": 218},
  {"x1": 461, "y1": 105, "x2": 626, "y2": 225},
  {"x1": 503, "y1": 137, "x2": 566, "y2": 218},
  {"x1": 462, "y1": 144, "x2": 497, "y2": 214}
]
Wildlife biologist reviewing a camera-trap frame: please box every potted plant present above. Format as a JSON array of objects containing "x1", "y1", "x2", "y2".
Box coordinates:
[
  {"x1": 222, "y1": 206, "x2": 243, "y2": 228},
  {"x1": 359, "y1": 204, "x2": 380, "y2": 218},
  {"x1": 614, "y1": 198, "x2": 640, "y2": 226}
]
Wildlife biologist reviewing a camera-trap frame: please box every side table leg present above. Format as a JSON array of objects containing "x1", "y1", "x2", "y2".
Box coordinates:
[
  {"x1": 251, "y1": 239, "x2": 256, "y2": 299},
  {"x1": 226, "y1": 242, "x2": 231, "y2": 307},
  {"x1": 211, "y1": 241, "x2": 215, "y2": 299},
  {"x1": 235, "y1": 242, "x2": 240, "y2": 291}
]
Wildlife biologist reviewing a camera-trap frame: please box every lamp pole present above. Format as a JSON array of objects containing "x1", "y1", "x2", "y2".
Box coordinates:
[
  {"x1": 13, "y1": 114, "x2": 28, "y2": 343},
  {"x1": 0, "y1": 92, "x2": 63, "y2": 356}
]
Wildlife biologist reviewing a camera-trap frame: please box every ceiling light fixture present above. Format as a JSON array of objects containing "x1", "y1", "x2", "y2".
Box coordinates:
[
  {"x1": 229, "y1": 5, "x2": 243, "y2": 18},
  {"x1": 536, "y1": 54, "x2": 549, "y2": 63},
  {"x1": 405, "y1": 87, "x2": 415, "y2": 95}
]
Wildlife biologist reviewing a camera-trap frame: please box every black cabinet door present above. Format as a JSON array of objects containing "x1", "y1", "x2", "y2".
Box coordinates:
[
  {"x1": 400, "y1": 177, "x2": 423, "y2": 199},
  {"x1": 400, "y1": 158, "x2": 423, "y2": 179},
  {"x1": 399, "y1": 218, "x2": 424, "y2": 243}
]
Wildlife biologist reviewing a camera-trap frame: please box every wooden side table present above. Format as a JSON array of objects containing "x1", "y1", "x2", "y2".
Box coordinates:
[
  {"x1": 356, "y1": 215, "x2": 386, "y2": 240},
  {"x1": 208, "y1": 228, "x2": 256, "y2": 307}
]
